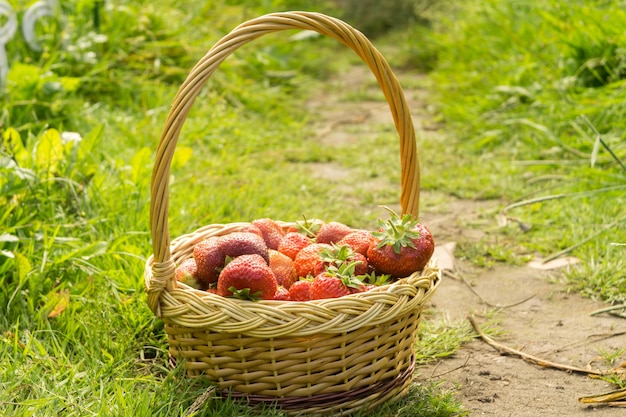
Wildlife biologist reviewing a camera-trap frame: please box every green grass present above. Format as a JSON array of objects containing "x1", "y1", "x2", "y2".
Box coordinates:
[{"x1": 2, "y1": 0, "x2": 625, "y2": 414}]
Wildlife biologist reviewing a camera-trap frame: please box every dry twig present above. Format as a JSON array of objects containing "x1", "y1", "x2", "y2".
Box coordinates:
[
  {"x1": 537, "y1": 330, "x2": 626, "y2": 355},
  {"x1": 468, "y1": 316, "x2": 604, "y2": 376},
  {"x1": 470, "y1": 317, "x2": 626, "y2": 408},
  {"x1": 578, "y1": 387, "x2": 626, "y2": 408},
  {"x1": 183, "y1": 386, "x2": 217, "y2": 417},
  {"x1": 430, "y1": 354, "x2": 471, "y2": 379},
  {"x1": 590, "y1": 304, "x2": 626, "y2": 319}
]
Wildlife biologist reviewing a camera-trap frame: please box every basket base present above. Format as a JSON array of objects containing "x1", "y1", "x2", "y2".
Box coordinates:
[
  {"x1": 225, "y1": 359, "x2": 416, "y2": 416},
  {"x1": 169, "y1": 354, "x2": 416, "y2": 416}
]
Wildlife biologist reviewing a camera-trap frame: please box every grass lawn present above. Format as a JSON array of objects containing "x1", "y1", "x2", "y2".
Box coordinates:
[{"x1": 1, "y1": 0, "x2": 624, "y2": 415}]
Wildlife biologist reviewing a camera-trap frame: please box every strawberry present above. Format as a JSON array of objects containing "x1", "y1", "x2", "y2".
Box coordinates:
[
  {"x1": 315, "y1": 221, "x2": 353, "y2": 244},
  {"x1": 294, "y1": 243, "x2": 332, "y2": 278},
  {"x1": 367, "y1": 209, "x2": 435, "y2": 277},
  {"x1": 310, "y1": 261, "x2": 364, "y2": 300},
  {"x1": 273, "y1": 286, "x2": 290, "y2": 301},
  {"x1": 252, "y1": 218, "x2": 285, "y2": 250},
  {"x1": 216, "y1": 254, "x2": 278, "y2": 300},
  {"x1": 218, "y1": 232, "x2": 270, "y2": 264},
  {"x1": 320, "y1": 244, "x2": 369, "y2": 276},
  {"x1": 278, "y1": 232, "x2": 312, "y2": 260},
  {"x1": 310, "y1": 275, "x2": 351, "y2": 300},
  {"x1": 193, "y1": 237, "x2": 225, "y2": 285},
  {"x1": 268, "y1": 249, "x2": 297, "y2": 289},
  {"x1": 283, "y1": 225, "x2": 299, "y2": 234},
  {"x1": 175, "y1": 258, "x2": 203, "y2": 289},
  {"x1": 349, "y1": 252, "x2": 369, "y2": 276},
  {"x1": 288, "y1": 279, "x2": 313, "y2": 301},
  {"x1": 338, "y1": 229, "x2": 376, "y2": 256},
  {"x1": 349, "y1": 283, "x2": 377, "y2": 294}
]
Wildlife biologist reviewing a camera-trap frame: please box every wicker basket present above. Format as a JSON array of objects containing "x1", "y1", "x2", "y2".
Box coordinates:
[{"x1": 144, "y1": 11, "x2": 440, "y2": 416}]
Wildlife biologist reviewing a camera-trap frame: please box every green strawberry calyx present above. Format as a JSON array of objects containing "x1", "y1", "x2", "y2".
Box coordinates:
[
  {"x1": 228, "y1": 286, "x2": 262, "y2": 301},
  {"x1": 324, "y1": 261, "x2": 364, "y2": 289},
  {"x1": 361, "y1": 271, "x2": 390, "y2": 286},
  {"x1": 320, "y1": 244, "x2": 356, "y2": 264},
  {"x1": 373, "y1": 207, "x2": 421, "y2": 254},
  {"x1": 294, "y1": 215, "x2": 321, "y2": 238}
]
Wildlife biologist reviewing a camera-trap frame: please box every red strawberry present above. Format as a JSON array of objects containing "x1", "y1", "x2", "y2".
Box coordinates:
[
  {"x1": 273, "y1": 286, "x2": 290, "y2": 301},
  {"x1": 294, "y1": 243, "x2": 332, "y2": 278},
  {"x1": 268, "y1": 249, "x2": 297, "y2": 289},
  {"x1": 338, "y1": 230, "x2": 376, "y2": 256},
  {"x1": 367, "y1": 210, "x2": 435, "y2": 277},
  {"x1": 283, "y1": 225, "x2": 299, "y2": 234},
  {"x1": 218, "y1": 232, "x2": 270, "y2": 264},
  {"x1": 288, "y1": 279, "x2": 313, "y2": 301},
  {"x1": 310, "y1": 261, "x2": 364, "y2": 300},
  {"x1": 320, "y1": 244, "x2": 369, "y2": 276},
  {"x1": 252, "y1": 218, "x2": 285, "y2": 250},
  {"x1": 193, "y1": 237, "x2": 225, "y2": 285},
  {"x1": 175, "y1": 258, "x2": 203, "y2": 289},
  {"x1": 315, "y1": 221, "x2": 353, "y2": 244},
  {"x1": 216, "y1": 254, "x2": 278, "y2": 300},
  {"x1": 310, "y1": 275, "x2": 351, "y2": 300},
  {"x1": 278, "y1": 232, "x2": 312, "y2": 260}
]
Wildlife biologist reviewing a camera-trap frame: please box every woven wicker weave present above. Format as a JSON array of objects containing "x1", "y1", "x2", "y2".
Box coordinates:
[{"x1": 144, "y1": 11, "x2": 440, "y2": 416}]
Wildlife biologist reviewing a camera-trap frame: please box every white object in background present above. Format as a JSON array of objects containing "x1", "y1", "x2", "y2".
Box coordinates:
[
  {"x1": 21, "y1": 0, "x2": 61, "y2": 52},
  {"x1": 0, "y1": 1, "x2": 18, "y2": 87}
]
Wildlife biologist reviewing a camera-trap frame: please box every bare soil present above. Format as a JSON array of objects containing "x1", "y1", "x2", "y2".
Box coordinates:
[
  {"x1": 306, "y1": 65, "x2": 626, "y2": 416},
  {"x1": 419, "y1": 259, "x2": 625, "y2": 417}
]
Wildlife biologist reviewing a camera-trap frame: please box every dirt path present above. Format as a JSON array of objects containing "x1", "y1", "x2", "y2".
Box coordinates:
[
  {"x1": 420, "y1": 260, "x2": 625, "y2": 417},
  {"x1": 306, "y1": 65, "x2": 626, "y2": 416}
]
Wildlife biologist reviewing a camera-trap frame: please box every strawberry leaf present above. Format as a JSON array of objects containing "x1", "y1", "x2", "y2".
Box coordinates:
[
  {"x1": 228, "y1": 286, "x2": 261, "y2": 301},
  {"x1": 360, "y1": 272, "x2": 390, "y2": 286},
  {"x1": 295, "y1": 216, "x2": 320, "y2": 237},
  {"x1": 320, "y1": 244, "x2": 355, "y2": 263}
]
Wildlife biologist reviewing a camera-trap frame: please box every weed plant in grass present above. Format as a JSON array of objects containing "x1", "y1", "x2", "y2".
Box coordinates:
[{"x1": 1, "y1": 1, "x2": 465, "y2": 416}]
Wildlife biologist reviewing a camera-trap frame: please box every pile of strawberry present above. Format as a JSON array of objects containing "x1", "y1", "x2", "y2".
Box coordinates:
[{"x1": 174, "y1": 210, "x2": 434, "y2": 301}]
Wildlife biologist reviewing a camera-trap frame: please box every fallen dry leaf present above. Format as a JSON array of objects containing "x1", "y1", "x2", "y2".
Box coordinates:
[
  {"x1": 48, "y1": 289, "x2": 70, "y2": 318},
  {"x1": 528, "y1": 256, "x2": 580, "y2": 270},
  {"x1": 433, "y1": 242, "x2": 456, "y2": 272}
]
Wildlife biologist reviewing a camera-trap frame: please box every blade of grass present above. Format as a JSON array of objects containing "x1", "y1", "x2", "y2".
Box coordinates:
[{"x1": 579, "y1": 114, "x2": 626, "y2": 172}]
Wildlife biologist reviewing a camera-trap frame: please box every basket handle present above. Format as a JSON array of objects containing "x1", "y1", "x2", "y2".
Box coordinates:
[{"x1": 150, "y1": 11, "x2": 421, "y2": 282}]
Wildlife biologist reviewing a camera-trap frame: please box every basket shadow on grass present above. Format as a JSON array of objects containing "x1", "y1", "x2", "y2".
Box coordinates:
[{"x1": 176, "y1": 381, "x2": 462, "y2": 417}]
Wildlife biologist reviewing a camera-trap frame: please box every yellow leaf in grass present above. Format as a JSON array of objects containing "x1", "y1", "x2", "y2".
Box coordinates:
[
  {"x1": 35, "y1": 129, "x2": 64, "y2": 174},
  {"x1": 47, "y1": 289, "x2": 70, "y2": 318}
]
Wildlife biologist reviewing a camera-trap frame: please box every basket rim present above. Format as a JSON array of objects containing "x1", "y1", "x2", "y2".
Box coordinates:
[{"x1": 144, "y1": 219, "x2": 440, "y2": 338}]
